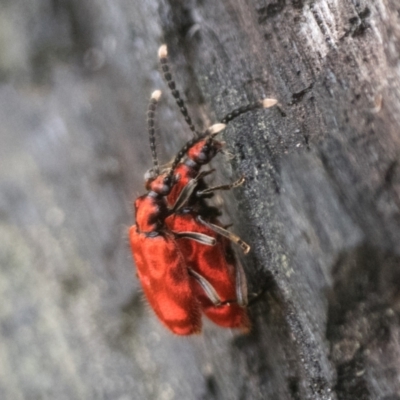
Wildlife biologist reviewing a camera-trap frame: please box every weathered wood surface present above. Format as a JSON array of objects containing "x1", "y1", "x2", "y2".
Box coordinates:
[{"x1": 1, "y1": 0, "x2": 399, "y2": 399}]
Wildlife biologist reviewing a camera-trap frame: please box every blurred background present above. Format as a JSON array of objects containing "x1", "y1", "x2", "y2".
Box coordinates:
[{"x1": 2, "y1": 0, "x2": 400, "y2": 399}]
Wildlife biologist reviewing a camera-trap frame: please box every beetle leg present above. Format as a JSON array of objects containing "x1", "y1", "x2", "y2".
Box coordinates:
[
  {"x1": 169, "y1": 178, "x2": 198, "y2": 213},
  {"x1": 174, "y1": 231, "x2": 216, "y2": 246},
  {"x1": 188, "y1": 268, "x2": 237, "y2": 307},
  {"x1": 188, "y1": 268, "x2": 222, "y2": 306},
  {"x1": 197, "y1": 216, "x2": 250, "y2": 254},
  {"x1": 234, "y1": 258, "x2": 248, "y2": 307},
  {"x1": 169, "y1": 170, "x2": 215, "y2": 213},
  {"x1": 197, "y1": 176, "x2": 245, "y2": 197}
]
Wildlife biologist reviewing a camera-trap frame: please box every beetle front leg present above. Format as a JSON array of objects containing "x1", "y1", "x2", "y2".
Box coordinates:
[
  {"x1": 196, "y1": 176, "x2": 245, "y2": 197},
  {"x1": 169, "y1": 170, "x2": 215, "y2": 213}
]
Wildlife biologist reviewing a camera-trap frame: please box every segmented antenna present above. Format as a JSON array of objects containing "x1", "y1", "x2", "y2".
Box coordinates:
[
  {"x1": 147, "y1": 90, "x2": 162, "y2": 175},
  {"x1": 202, "y1": 99, "x2": 277, "y2": 146},
  {"x1": 220, "y1": 98, "x2": 278, "y2": 124},
  {"x1": 158, "y1": 44, "x2": 199, "y2": 135},
  {"x1": 166, "y1": 123, "x2": 226, "y2": 181}
]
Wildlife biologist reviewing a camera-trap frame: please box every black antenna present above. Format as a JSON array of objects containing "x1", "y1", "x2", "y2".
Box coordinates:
[
  {"x1": 158, "y1": 45, "x2": 199, "y2": 136},
  {"x1": 220, "y1": 98, "x2": 278, "y2": 124},
  {"x1": 157, "y1": 44, "x2": 278, "y2": 166},
  {"x1": 147, "y1": 90, "x2": 162, "y2": 175},
  {"x1": 202, "y1": 99, "x2": 277, "y2": 147}
]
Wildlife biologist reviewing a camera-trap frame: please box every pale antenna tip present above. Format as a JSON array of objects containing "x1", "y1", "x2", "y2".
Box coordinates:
[
  {"x1": 209, "y1": 123, "x2": 226, "y2": 134},
  {"x1": 243, "y1": 244, "x2": 251, "y2": 254},
  {"x1": 151, "y1": 90, "x2": 162, "y2": 101},
  {"x1": 158, "y1": 44, "x2": 168, "y2": 59},
  {"x1": 262, "y1": 98, "x2": 278, "y2": 108}
]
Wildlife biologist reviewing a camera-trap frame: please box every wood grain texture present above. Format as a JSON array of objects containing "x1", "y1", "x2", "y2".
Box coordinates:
[{"x1": 1, "y1": 0, "x2": 399, "y2": 399}]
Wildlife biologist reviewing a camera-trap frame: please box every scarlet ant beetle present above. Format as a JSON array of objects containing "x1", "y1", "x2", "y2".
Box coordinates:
[
  {"x1": 129, "y1": 90, "x2": 227, "y2": 335},
  {"x1": 157, "y1": 45, "x2": 278, "y2": 330}
]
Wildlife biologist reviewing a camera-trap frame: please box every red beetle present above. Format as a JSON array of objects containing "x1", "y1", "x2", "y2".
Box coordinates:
[
  {"x1": 157, "y1": 45, "x2": 278, "y2": 330},
  {"x1": 130, "y1": 90, "x2": 230, "y2": 335}
]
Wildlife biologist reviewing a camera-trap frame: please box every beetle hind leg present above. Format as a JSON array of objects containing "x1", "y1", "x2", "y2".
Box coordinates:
[{"x1": 197, "y1": 216, "x2": 250, "y2": 254}]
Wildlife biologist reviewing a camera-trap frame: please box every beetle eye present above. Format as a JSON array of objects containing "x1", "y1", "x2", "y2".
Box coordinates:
[{"x1": 163, "y1": 176, "x2": 170, "y2": 184}]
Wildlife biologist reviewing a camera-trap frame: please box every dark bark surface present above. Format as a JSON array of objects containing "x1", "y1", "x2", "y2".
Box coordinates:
[{"x1": 1, "y1": 0, "x2": 400, "y2": 399}]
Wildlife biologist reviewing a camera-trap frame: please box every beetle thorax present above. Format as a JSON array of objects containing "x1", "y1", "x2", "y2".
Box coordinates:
[{"x1": 145, "y1": 174, "x2": 172, "y2": 195}]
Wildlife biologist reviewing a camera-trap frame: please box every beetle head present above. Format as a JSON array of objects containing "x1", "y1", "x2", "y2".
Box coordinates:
[{"x1": 187, "y1": 139, "x2": 223, "y2": 165}]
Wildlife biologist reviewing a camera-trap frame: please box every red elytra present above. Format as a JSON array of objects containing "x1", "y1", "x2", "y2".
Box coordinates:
[
  {"x1": 129, "y1": 88, "x2": 242, "y2": 335},
  {"x1": 130, "y1": 90, "x2": 229, "y2": 335},
  {"x1": 130, "y1": 174, "x2": 202, "y2": 335}
]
